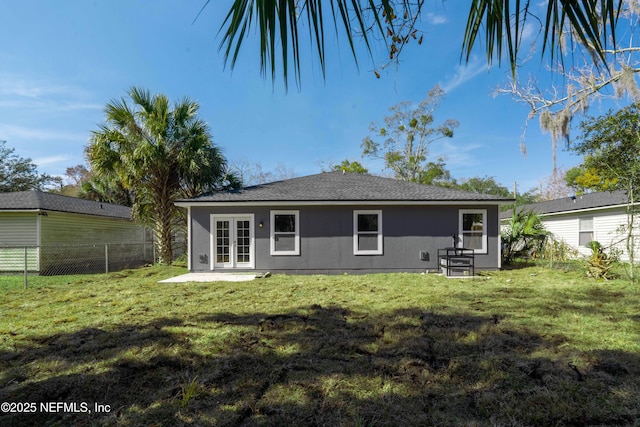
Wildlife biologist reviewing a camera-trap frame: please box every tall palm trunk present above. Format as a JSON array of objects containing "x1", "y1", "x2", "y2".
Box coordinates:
[{"x1": 154, "y1": 182, "x2": 174, "y2": 265}]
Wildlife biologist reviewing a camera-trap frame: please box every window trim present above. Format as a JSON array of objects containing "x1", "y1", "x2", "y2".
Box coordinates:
[
  {"x1": 578, "y1": 216, "x2": 594, "y2": 247},
  {"x1": 270, "y1": 210, "x2": 300, "y2": 255},
  {"x1": 353, "y1": 210, "x2": 383, "y2": 255},
  {"x1": 459, "y1": 209, "x2": 487, "y2": 254}
]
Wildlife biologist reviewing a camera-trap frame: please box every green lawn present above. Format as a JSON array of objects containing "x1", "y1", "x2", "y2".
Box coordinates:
[{"x1": 1, "y1": 265, "x2": 639, "y2": 426}]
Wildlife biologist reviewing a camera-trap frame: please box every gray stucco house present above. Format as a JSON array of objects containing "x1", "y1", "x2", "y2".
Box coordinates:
[
  {"x1": 175, "y1": 172, "x2": 513, "y2": 274},
  {"x1": 0, "y1": 190, "x2": 150, "y2": 274}
]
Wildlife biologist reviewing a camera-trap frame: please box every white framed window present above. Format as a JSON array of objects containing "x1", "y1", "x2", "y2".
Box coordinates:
[
  {"x1": 459, "y1": 209, "x2": 487, "y2": 253},
  {"x1": 579, "y1": 217, "x2": 594, "y2": 247},
  {"x1": 353, "y1": 210, "x2": 383, "y2": 255},
  {"x1": 270, "y1": 210, "x2": 300, "y2": 255}
]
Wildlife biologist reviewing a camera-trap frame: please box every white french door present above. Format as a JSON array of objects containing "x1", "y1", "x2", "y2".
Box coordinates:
[{"x1": 211, "y1": 215, "x2": 254, "y2": 269}]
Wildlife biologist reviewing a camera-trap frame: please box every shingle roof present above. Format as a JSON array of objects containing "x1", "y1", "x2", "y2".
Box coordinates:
[
  {"x1": 500, "y1": 190, "x2": 629, "y2": 219},
  {"x1": 178, "y1": 171, "x2": 514, "y2": 203},
  {"x1": 0, "y1": 190, "x2": 132, "y2": 219}
]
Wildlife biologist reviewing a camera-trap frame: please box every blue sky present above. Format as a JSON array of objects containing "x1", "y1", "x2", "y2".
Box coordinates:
[{"x1": 0, "y1": 1, "x2": 621, "y2": 193}]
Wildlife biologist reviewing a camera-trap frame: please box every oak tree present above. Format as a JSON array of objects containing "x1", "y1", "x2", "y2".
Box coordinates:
[
  {"x1": 361, "y1": 86, "x2": 458, "y2": 182},
  {"x1": 569, "y1": 104, "x2": 640, "y2": 280},
  {"x1": 0, "y1": 140, "x2": 60, "y2": 192}
]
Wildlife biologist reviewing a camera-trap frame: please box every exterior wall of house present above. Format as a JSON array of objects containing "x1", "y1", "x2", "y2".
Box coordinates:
[
  {"x1": 37, "y1": 211, "x2": 148, "y2": 273},
  {"x1": 0, "y1": 212, "x2": 39, "y2": 271},
  {"x1": 542, "y1": 216, "x2": 584, "y2": 255},
  {"x1": 39, "y1": 211, "x2": 145, "y2": 245},
  {"x1": 593, "y1": 210, "x2": 640, "y2": 260},
  {"x1": 0, "y1": 212, "x2": 38, "y2": 245},
  {"x1": 542, "y1": 207, "x2": 640, "y2": 260},
  {"x1": 189, "y1": 204, "x2": 501, "y2": 273}
]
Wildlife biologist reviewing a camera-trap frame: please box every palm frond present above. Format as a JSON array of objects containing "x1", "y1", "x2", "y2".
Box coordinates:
[
  {"x1": 216, "y1": 1, "x2": 623, "y2": 86},
  {"x1": 462, "y1": 0, "x2": 623, "y2": 76},
  {"x1": 219, "y1": 0, "x2": 405, "y2": 89}
]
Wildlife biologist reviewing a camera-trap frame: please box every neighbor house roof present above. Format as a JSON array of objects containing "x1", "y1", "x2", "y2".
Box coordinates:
[
  {"x1": 176, "y1": 171, "x2": 514, "y2": 205},
  {"x1": 0, "y1": 190, "x2": 132, "y2": 219},
  {"x1": 500, "y1": 190, "x2": 629, "y2": 219}
]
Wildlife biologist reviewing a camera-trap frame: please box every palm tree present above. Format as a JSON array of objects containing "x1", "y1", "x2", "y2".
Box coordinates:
[
  {"x1": 501, "y1": 208, "x2": 549, "y2": 264},
  {"x1": 216, "y1": 0, "x2": 621, "y2": 88},
  {"x1": 78, "y1": 174, "x2": 133, "y2": 207},
  {"x1": 86, "y1": 87, "x2": 237, "y2": 264}
]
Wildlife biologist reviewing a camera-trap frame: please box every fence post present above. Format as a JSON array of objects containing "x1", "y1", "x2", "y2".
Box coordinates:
[
  {"x1": 24, "y1": 246, "x2": 28, "y2": 289},
  {"x1": 105, "y1": 244, "x2": 109, "y2": 274}
]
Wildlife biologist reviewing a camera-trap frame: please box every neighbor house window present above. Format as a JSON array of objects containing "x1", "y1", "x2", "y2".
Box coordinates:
[
  {"x1": 459, "y1": 209, "x2": 487, "y2": 253},
  {"x1": 270, "y1": 210, "x2": 300, "y2": 255},
  {"x1": 579, "y1": 217, "x2": 594, "y2": 247},
  {"x1": 353, "y1": 210, "x2": 383, "y2": 255}
]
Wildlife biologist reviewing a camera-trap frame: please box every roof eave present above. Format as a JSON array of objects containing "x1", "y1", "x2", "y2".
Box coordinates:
[
  {"x1": 0, "y1": 209, "x2": 43, "y2": 213},
  {"x1": 175, "y1": 199, "x2": 513, "y2": 207},
  {"x1": 0, "y1": 207, "x2": 131, "y2": 220},
  {"x1": 500, "y1": 201, "x2": 637, "y2": 220},
  {"x1": 536, "y1": 202, "x2": 635, "y2": 217}
]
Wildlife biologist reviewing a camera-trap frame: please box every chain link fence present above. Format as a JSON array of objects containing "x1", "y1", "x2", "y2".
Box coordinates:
[{"x1": 0, "y1": 243, "x2": 156, "y2": 287}]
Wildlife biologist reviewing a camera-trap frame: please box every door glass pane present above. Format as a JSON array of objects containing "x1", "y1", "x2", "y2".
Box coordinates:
[
  {"x1": 215, "y1": 218, "x2": 252, "y2": 266},
  {"x1": 236, "y1": 219, "x2": 251, "y2": 264},
  {"x1": 216, "y1": 220, "x2": 230, "y2": 263}
]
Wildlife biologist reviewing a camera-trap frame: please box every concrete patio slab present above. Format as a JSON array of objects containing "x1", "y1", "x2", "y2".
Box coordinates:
[{"x1": 158, "y1": 272, "x2": 263, "y2": 283}]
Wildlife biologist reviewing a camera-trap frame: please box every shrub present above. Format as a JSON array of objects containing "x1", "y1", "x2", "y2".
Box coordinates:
[
  {"x1": 501, "y1": 209, "x2": 549, "y2": 264},
  {"x1": 585, "y1": 240, "x2": 618, "y2": 280},
  {"x1": 535, "y1": 238, "x2": 579, "y2": 262}
]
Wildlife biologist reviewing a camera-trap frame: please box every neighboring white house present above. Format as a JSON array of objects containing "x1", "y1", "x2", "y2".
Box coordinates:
[
  {"x1": 501, "y1": 191, "x2": 640, "y2": 260},
  {"x1": 0, "y1": 190, "x2": 152, "y2": 274}
]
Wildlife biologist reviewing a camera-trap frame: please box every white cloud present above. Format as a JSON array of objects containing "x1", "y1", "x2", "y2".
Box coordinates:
[
  {"x1": 439, "y1": 56, "x2": 488, "y2": 93},
  {"x1": 0, "y1": 124, "x2": 88, "y2": 143},
  {"x1": 520, "y1": 21, "x2": 539, "y2": 44},
  {"x1": 0, "y1": 78, "x2": 79, "y2": 98},
  {"x1": 54, "y1": 102, "x2": 103, "y2": 112},
  {"x1": 0, "y1": 75, "x2": 100, "y2": 112},
  {"x1": 33, "y1": 154, "x2": 73, "y2": 167},
  {"x1": 431, "y1": 140, "x2": 484, "y2": 168},
  {"x1": 0, "y1": 99, "x2": 101, "y2": 112},
  {"x1": 426, "y1": 13, "x2": 448, "y2": 25}
]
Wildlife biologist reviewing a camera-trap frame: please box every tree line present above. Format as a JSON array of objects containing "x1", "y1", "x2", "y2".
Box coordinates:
[
  {"x1": 1, "y1": 87, "x2": 239, "y2": 265},
  {"x1": 4, "y1": 86, "x2": 639, "y2": 267}
]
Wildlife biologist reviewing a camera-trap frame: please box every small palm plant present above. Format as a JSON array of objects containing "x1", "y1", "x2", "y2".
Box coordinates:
[
  {"x1": 501, "y1": 208, "x2": 550, "y2": 264},
  {"x1": 585, "y1": 240, "x2": 617, "y2": 280}
]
